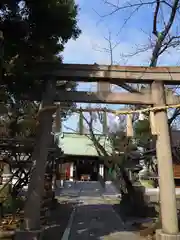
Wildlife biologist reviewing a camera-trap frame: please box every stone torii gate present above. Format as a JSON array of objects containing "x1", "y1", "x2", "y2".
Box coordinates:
[
  {"x1": 20, "y1": 63, "x2": 180, "y2": 240},
  {"x1": 52, "y1": 64, "x2": 180, "y2": 240}
]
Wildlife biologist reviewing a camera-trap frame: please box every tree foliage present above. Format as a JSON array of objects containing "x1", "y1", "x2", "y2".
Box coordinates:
[
  {"x1": 0, "y1": 0, "x2": 81, "y2": 138},
  {"x1": 110, "y1": 130, "x2": 137, "y2": 153},
  {"x1": 82, "y1": 111, "x2": 137, "y2": 170},
  {"x1": 134, "y1": 119, "x2": 152, "y2": 149},
  {"x1": 1, "y1": 0, "x2": 80, "y2": 95}
]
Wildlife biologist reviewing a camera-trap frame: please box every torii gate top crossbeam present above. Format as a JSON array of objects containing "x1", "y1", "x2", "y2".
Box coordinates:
[{"x1": 39, "y1": 63, "x2": 180, "y2": 84}]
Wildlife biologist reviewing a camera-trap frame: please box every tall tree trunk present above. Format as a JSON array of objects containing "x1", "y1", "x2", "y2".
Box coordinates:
[
  {"x1": 23, "y1": 80, "x2": 56, "y2": 230},
  {"x1": 119, "y1": 166, "x2": 134, "y2": 194}
]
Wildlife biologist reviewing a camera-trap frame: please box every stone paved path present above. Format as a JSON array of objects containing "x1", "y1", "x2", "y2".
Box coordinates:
[
  {"x1": 69, "y1": 202, "x2": 129, "y2": 239},
  {"x1": 58, "y1": 181, "x2": 140, "y2": 240}
]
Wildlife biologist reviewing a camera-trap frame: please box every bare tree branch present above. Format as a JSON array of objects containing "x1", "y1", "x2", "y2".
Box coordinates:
[
  {"x1": 98, "y1": 0, "x2": 180, "y2": 125},
  {"x1": 150, "y1": 0, "x2": 179, "y2": 66},
  {"x1": 93, "y1": 29, "x2": 141, "y2": 93},
  {"x1": 153, "y1": 0, "x2": 161, "y2": 37},
  {"x1": 100, "y1": 0, "x2": 157, "y2": 17},
  {"x1": 83, "y1": 112, "x2": 110, "y2": 157}
]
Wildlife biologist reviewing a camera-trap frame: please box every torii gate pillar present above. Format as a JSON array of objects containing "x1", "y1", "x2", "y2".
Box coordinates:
[{"x1": 152, "y1": 81, "x2": 179, "y2": 237}]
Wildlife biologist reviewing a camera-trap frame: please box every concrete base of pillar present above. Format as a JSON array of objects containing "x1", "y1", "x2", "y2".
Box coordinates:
[
  {"x1": 14, "y1": 229, "x2": 42, "y2": 240},
  {"x1": 156, "y1": 230, "x2": 180, "y2": 240}
]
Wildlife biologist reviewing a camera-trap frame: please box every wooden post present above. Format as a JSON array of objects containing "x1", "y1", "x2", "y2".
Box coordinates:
[
  {"x1": 55, "y1": 104, "x2": 61, "y2": 132},
  {"x1": 102, "y1": 111, "x2": 108, "y2": 134},
  {"x1": 79, "y1": 109, "x2": 83, "y2": 135},
  {"x1": 152, "y1": 81, "x2": 178, "y2": 234}
]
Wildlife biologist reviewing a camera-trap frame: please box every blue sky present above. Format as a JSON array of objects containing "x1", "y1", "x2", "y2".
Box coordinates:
[{"x1": 61, "y1": 0, "x2": 180, "y2": 133}]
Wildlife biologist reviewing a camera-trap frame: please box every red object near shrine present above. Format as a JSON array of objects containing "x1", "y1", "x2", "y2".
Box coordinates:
[{"x1": 65, "y1": 163, "x2": 70, "y2": 179}]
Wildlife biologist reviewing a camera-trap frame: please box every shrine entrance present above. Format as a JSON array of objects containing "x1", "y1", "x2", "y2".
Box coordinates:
[{"x1": 75, "y1": 160, "x2": 98, "y2": 181}]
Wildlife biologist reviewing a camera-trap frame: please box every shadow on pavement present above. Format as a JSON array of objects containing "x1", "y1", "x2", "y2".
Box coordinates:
[
  {"x1": 53, "y1": 181, "x2": 158, "y2": 239},
  {"x1": 68, "y1": 203, "x2": 142, "y2": 240},
  {"x1": 42, "y1": 201, "x2": 74, "y2": 240}
]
